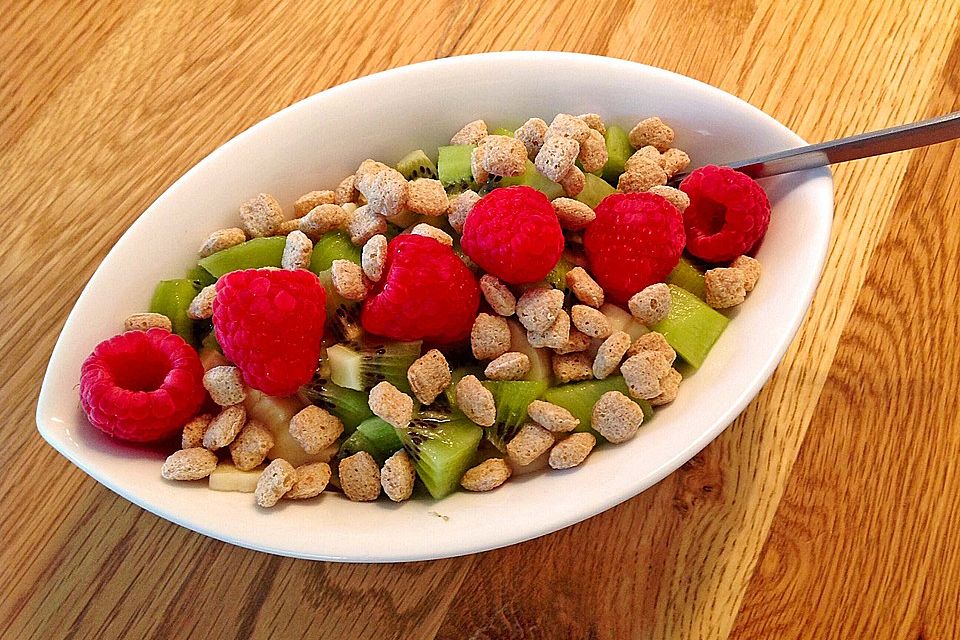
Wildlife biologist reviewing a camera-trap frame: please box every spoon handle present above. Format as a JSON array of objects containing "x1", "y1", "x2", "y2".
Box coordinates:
[{"x1": 674, "y1": 111, "x2": 960, "y2": 183}]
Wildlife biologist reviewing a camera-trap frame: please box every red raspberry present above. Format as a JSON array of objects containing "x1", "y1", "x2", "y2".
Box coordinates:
[
  {"x1": 583, "y1": 192, "x2": 686, "y2": 305},
  {"x1": 80, "y1": 328, "x2": 205, "y2": 443},
  {"x1": 213, "y1": 268, "x2": 326, "y2": 396},
  {"x1": 461, "y1": 185, "x2": 564, "y2": 284},
  {"x1": 679, "y1": 165, "x2": 771, "y2": 262},
  {"x1": 362, "y1": 234, "x2": 480, "y2": 343}
]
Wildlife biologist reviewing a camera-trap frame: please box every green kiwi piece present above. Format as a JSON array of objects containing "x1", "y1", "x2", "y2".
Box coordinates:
[
  {"x1": 601, "y1": 125, "x2": 632, "y2": 184},
  {"x1": 395, "y1": 149, "x2": 438, "y2": 180},
  {"x1": 316, "y1": 270, "x2": 363, "y2": 344},
  {"x1": 399, "y1": 418, "x2": 483, "y2": 499},
  {"x1": 326, "y1": 340, "x2": 422, "y2": 393},
  {"x1": 482, "y1": 380, "x2": 550, "y2": 451},
  {"x1": 339, "y1": 417, "x2": 404, "y2": 464},
  {"x1": 438, "y1": 145, "x2": 478, "y2": 192},
  {"x1": 544, "y1": 255, "x2": 575, "y2": 291},
  {"x1": 652, "y1": 285, "x2": 729, "y2": 368},
  {"x1": 197, "y1": 237, "x2": 286, "y2": 278},
  {"x1": 185, "y1": 265, "x2": 217, "y2": 287},
  {"x1": 666, "y1": 257, "x2": 707, "y2": 300},
  {"x1": 149, "y1": 279, "x2": 199, "y2": 344},
  {"x1": 489, "y1": 127, "x2": 514, "y2": 137},
  {"x1": 310, "y1": 231, "x2": 361, "y2": 273},
  {"x1": 575, "y1": 172, "x2": 617, "y2": 209},
  {"x1": 299, "y1": 377, "x2": 373, "y2": 434},
  {"x1": 494, "y1": 160, "x2": 564, "y2": 200},
  {"x1": 541, "y1": 376, "x2": 653, "y2": 435}
]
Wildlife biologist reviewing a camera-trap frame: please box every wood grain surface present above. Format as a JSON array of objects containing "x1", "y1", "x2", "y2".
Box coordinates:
[{"x1": 3, "y1": 1, "x2": 959, "y2": 638}]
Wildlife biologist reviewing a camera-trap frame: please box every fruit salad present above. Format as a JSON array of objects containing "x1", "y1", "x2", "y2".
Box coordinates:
[{"x1": 79, "y1": 113, "x2": 769, "y2": 507}]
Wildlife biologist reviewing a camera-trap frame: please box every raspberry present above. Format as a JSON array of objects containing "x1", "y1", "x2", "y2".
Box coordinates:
[
  {"x1": 679, "y1": 165, "x2": 771, "y2": 262},
  {"x1": 362, "y1": 234, "x2": 480, "y2": 343},
  {"x1": 213, "y1": 268, "x2": 326, "y2": 396},
  {"x1": 583, "y1": 192, "x2": 686, "y2": 305},
  {"x1": 461, "y1": 186, "x2": 564, "y2": 284},
  {"x1": 79, "y1": 328, "x2": 205, "y2": 443}
]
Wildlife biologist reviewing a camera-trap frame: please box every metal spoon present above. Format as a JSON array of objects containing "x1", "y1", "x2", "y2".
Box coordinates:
[{"x1": 669, "y1": 111, "x2": 960, "y2": 185}]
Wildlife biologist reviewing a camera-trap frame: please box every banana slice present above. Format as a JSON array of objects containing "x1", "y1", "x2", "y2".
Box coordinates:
[{"x1": 208, "y1": 462, "x2": 265, "y2": 493}]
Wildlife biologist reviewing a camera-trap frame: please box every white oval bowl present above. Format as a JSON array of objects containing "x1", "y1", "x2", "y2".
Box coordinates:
[{"x1": 37, "y1": 52, "x2": 832, "y2": 562}]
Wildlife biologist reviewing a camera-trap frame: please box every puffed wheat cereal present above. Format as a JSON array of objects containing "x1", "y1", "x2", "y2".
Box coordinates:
[
  {"x1": 552, "y1": 198, "x2": 596, "y2": 230},
  {"x1": 187, "y1": 284, "x2": 216, "y2": 320},
  {"x1": 527, "y1": 400, "x2": 579, "y2": 433},
  {"x1": 255, "y1": 459, "x2": 296, "y2": 507},
  {"x1": 456, "y1": 375, "x2": 496, "y2": 427},
  {"x1": 199, "y1": 227, "x2": 246, "y2": 258},
  {"x1": 565, "y1": 267, "x2": 604, "y2": 307},
  {"x1": 203, "y1": 365, "x2": 246, "y2": 406},
  {"x1": 647, "y1": 185, "x2": 690, "y2": 211},
  {"x1": 239, "y1": 193, "x2": 284, "y2": 238},
  {"x1": 461, "y1": 458, "x2": 512, "y2": 491},
  {"x1": 355, "y1": 160, "x2": 407, "y2": 218},
  {"x1": 275, "y1": 218, "x2": 302, "y2": 236},
  {"x1": 577, "y1": 113, "x2": 606, "y2": 135},
  {"x1": 628, "y1": 116, "x2": 674, "y2": 152},
  {"x1": 339, "y1": 451, "x2": 381, "y2": 502},
  {"x1": 471, "y1": 313, "x2": 511, "y2": 360},
  {"x1": 592, "y1": 391, "x2": 645, "y2": 444},
  {"x1": 558, "y1": 165, "x2": 585, "y2": 197},
  {"x1": 361, "y1": 234, "x2": 387, "y2": 282},
  {"x1": 478, "y1": 135, "x2": 527, "y2": 177},
  {"x1": 621, "y1": 351, "x2": 672, "y2": 400},
  {"x1": 650, "y1": 368, "x2": 682, "y2": 406},
  {"x1": 447, "y1": 189, "x2": 481, "y2": 234},
  {"x1": 570, "y1": 305, "x2": 612, "y2": 339},
  {"x1": 335, "y1": 174, "x2": 360, "y2": 205},
  {"x1": 516, "y1": 287, "x2": 564, "y2": 332},
  {"x1": 293, "y1": 190, "x2": 336, "y2": 217},
  {"x1": 123, "y1": 312, "x2": 172, "y2": 333},
  {"x1": 659, "y1": 148, "x2": 690, "y2": 177},
  {"x1": 515, "y1": 117, "x2": 548, "y2": 159},
  {"x1": 281, "y1": 230, "x2": 312, "y2": 270},
  {"x1": 229, "y1": 420, "x2": 275, "y2": 471},
  {"x1": 380, "y1": 450, "x2": 416, "y2": 502},
  {"x1": 618, "y1": 156, "x2": 668, "y2": 193},
  {"x1": 411, "y1": 223, "x2": 453, "y2": 246},
  {"x1": 578, "y1": 128, "x2": 608, "y2": 174},
  {"x1": 407, "y1": 349, "x2": 451, "y2": 405},
  {"x1": 331, "y1": 259, "x2": 368, "y2": 301},
  {"x1": 285, "y1": 461, "x2": 331, "y2": 499},
  {"x1": 527, "y1": 309, "x2": 570, "y2": 349},
  {"x1": 299, "y1": 203, "x2": 351, "y2": 241},
  {"x1": 470, "y1": 145, "x2": 490, "y2": 184},
  {"x1": 484, "y1": 352, "x2": 531, "y2": 381},
  {"x1": 552, "y1": 352, "x2": 594, "y2": 383},
  {"x1": 161, "y1": 448, "x2": 218, "y2": 481},
  {"x1": 368, "y1": 381, "x2": 414, "y2": 429},
  {"x1": 730, "y1": 255, "x2": 761, "y2": 292},
  {"x1": 181, "y1": 414, "x2": 213, "y2": 449},
  {"x1": 348, "y1": 204, "x2": 388, "y2": 246},
  {"x1": 552, "y1": 329, "x2": 592, "y2": 355},
  {"x1": 406, "y1": 178, "x2": 448, "y2": 216},
  {"x1": 203, "y1": 404, "x2": 246, "y2": 450},
  {"x1": 506, "y1": 423, "x2": 555, "y2": 467},
  {"x1": 548, "y1": 113, "x2": 591, "y2": 144},
  {"x1": 535, "y1": 135, "x2": 579, "y2": 182},
  {"x1": 450, "y1": 119, "x2": 488, "y2": 145},
  {"x1": 705, "y1": 268, "x2": 747, "y2": 309},
  {"x1": 627, "y1": 331, "x2": 676, "y2": 365},
  {"x1": 289, "y1": 405, "x2": 344, "y2": 454},
  {"x1": 593, "y1": 331, "x2": 631, "y2": 379},
  {"x1": 479, "y1": 274, "x2": 517, "y2": 316},
  {"x1": 549, "y1": 432, "x2": 596, "y2": 470},
  {"x1": 628, "y1": 282, "x2": 672, "y2": 326}
]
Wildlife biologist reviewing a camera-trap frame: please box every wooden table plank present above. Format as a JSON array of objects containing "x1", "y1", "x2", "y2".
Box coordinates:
[{"x1": 2, "y1": 1, "x2": 959, "y2": 638}]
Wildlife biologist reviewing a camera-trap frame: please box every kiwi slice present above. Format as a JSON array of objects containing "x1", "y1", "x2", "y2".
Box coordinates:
[
  {"x1": 601, "y1": 125, "x2": 632, "y2": 184},
  {"x1": 438, "y1": 144, "x2": 477, "y2": 192},
  {"x1": 316, "y1": 270, "x2": 363, "y2": 344},
  {"x1": 541, "y1": 376, "x2": 653, "y2": 435},
  {"x1": 197, "y1": 237, "x2": 286, "y2": 278},
  {"x1": 399, "y1": 418, "x2": 482, "y2": 499},
  {"x1": 299, "y1": 376, "x2": 373, "y2": 433},
  {"x1": 652, "y1": 285, "x2": 729, "y2": 368},
  {"x1": 482, "y1": 380, "x2": 550, "y2": 451},
  {"x1": 544, "y1": 255, "x2": 575, "y2": 291},
  {"x1": 489, "y1": 126, "x2": 514, "y2": 137},
  {"x1": 339, "y1": 417, "x2": 404, "y2": 464},
  {"x1": 666, "y1": 257, "x2": 707, "y2": 300},
  {"x1": 493, "y1": 160, "x2": 564, "y2": 200},
  {"x1": 576, "y1": 172, "x2": 617, "y2": 209},
  {"x1": 395, "y1": 149, "x2": 439, "y2": 180},
  {"x1": 149, "y1": 279, "x2": 200, "y2": 344},
  {"x1": 185, "y1": 265, "x2": 217, "y2": 287},
  {"x1": 310, "y1": 231, "x2": 362, "y2": 273},
  {"x1": 326, "y1": 341, "x2": 422, "y2": 393}
]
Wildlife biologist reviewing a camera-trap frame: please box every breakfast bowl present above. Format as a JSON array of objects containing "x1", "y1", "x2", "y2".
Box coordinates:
[{"x1": 36, "y1": 51, "x2": 832, "y2": 562}]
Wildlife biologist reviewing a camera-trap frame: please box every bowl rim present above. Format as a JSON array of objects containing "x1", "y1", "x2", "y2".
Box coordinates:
[{"x1": 37, "y1": 51, "x2": 833, "y2": 562}]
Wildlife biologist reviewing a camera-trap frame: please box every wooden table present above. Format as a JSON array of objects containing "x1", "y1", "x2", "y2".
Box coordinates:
[{"x1": 4, "y1": 1, "x2": 959, "y2": 637}]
